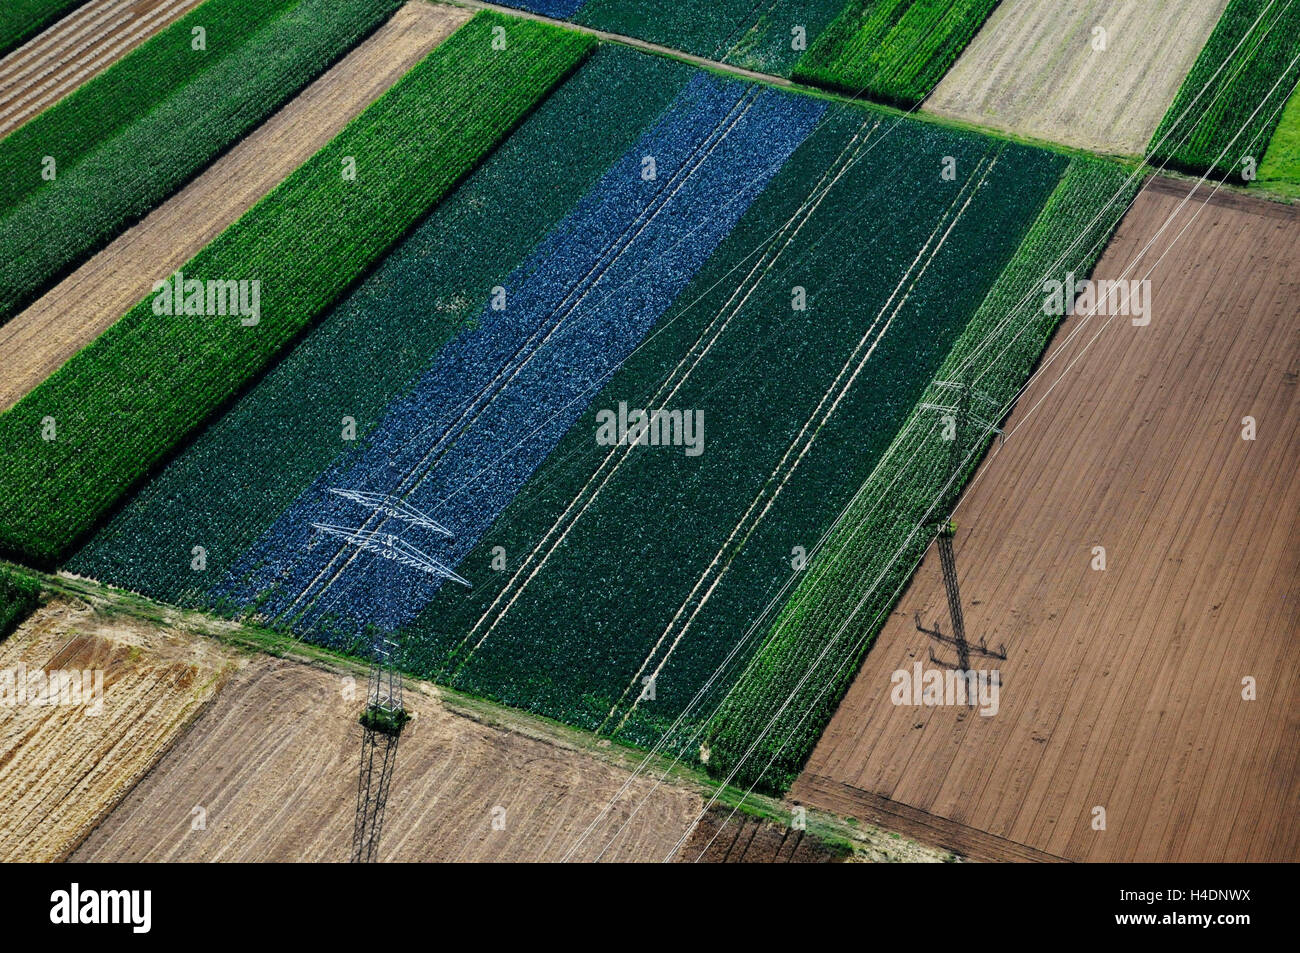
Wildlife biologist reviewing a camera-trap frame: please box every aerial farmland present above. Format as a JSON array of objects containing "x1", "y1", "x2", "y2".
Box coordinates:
[{"x1": 0, "y1": 0, "x2": 1295, "y2": 897}]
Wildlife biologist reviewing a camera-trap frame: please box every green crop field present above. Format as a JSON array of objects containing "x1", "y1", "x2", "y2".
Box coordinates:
[
  {"x1": 0, "y1": 0, "x2": 404, "y2": 326},
  {"x1": 573, "y1": 0, "x2": 846, "y2": 75},
  {"x1": 0, "y1": 12, "x2": 594, "y2": 565},
  {"x1": 400, "y1": 107, "x2": 1065, "y2": 751},
  {"x1": 0, "y1": 0, "x2": 82, "y2": 57},
  {"x1": 792, "y1": 0, "x2": 1001, "y2": 107},
  {"x1": 1258, "y1": 83, "x2": 1300, "y2": 195},
  {"x1": 1149, "y1": 0, "x2": 1300, "y2": 179}
]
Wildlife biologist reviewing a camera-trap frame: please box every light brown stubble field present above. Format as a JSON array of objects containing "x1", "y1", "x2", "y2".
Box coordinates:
[{"x1": 925, "y1": 0, "x2": 1230, "y2": 156}]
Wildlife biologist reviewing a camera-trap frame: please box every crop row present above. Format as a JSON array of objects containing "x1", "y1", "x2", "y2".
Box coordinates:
[
  {"x1": 0, "y1": 565, "x2": 40, "y2": 642},
  {"x1": 704, "y1": 157, "x2": 1137, "y2": 794},
  {"x1": 0, "y1": 12, "x2": 595, "y2": 564},
  {"x1": 792, "y1": 0, "x2": 1001, "y2": 107},
  {"x1": 0, "y1": 0, "x2": 82, "y2": 58},
  {"x1": 0, "y1": 0, "x2": 402, "y2": 326},
  {"x1": 1148, "y1": 0, "x2": 1300, "y2": 178}
]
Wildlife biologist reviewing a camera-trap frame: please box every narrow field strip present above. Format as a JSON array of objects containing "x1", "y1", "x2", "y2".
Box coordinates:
[
  {"x1": 0, "y1": 0, "x2": 85, "y2": 58},
  {"x1": 792, "y1": 0, "x2": 1001, "y2": 107},
  {"x1": 0, "y1": 0, "x2": 404, "y2": 326},
  {"x1": 1150, "y1": 0, "x2": 1300, "y2": 177},
  {"x1": 0, "y1": 11, "x2": 595, "y2": 565},
  {"x1": 924, "y1": 0, "x2": 1231, "y2": 156},
  {"x1": 0, "y1": 0, "x2": 204, "y2": 139},
  {"x1": 0, "y1": 1, "x2": 471, "y2": 412}
]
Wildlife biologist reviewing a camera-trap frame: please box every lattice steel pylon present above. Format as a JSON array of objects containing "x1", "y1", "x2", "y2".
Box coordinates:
[
  {"x1": 321, "y1": 491, "x2": 471, "y2": 863},
  {"x1": 352, "y1": 636, "x2": 407, "y2": 863}
]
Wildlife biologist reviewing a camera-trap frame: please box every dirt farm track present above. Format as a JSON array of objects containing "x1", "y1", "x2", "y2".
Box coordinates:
[{"x1": 793, "y1": 177, "x2": 1300, "y2": 863}]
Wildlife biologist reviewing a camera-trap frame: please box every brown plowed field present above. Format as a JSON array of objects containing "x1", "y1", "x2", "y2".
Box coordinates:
[
  {"x1": 792, "y1": 177, "x2": 1300, "y2": 863},
  {"x1": 0, "y1": 1, "x2": 469, "y2": 411},
  {"x1": 74, "y1": 656, "x2": 709, "y2": 862},
  {"x1": 0, "y1": 0, "x2": 202, "y2": 139},
  {"x1": 0, "y1": 597, "x2": 238, "y2": 861},
  {"x1": 925, "y1": 0, "x2": 1230, "y2": 156}
]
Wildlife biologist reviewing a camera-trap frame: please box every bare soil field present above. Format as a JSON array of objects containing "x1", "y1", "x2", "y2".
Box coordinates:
[
  {"x1": 0, "y1": 0, "x2": 202, "y2": 139},
  {"x1": 792, "y1": 177, "x2": 1300, "y2": 863},
  {"x1": 0, "y1": 1, "x2": 469, "y2": 411},
  {"x1": 75, "y1": 655, "x2": 711, "y2": 862},
  {"x1": 0, "y1": 597, "x2": 237, "y2": 861},
  {"x1": 925, "y1": 0, "x2": 1230, "y2": 156}
]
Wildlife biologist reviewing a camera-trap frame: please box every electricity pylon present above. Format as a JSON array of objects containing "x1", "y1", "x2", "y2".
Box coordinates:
[
  {"x1": 352, "y1": 636, "x2": 406, "y2": 864},
  {"x1": 325, "y1": 489, "x2": 470, "y2": 863}
]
